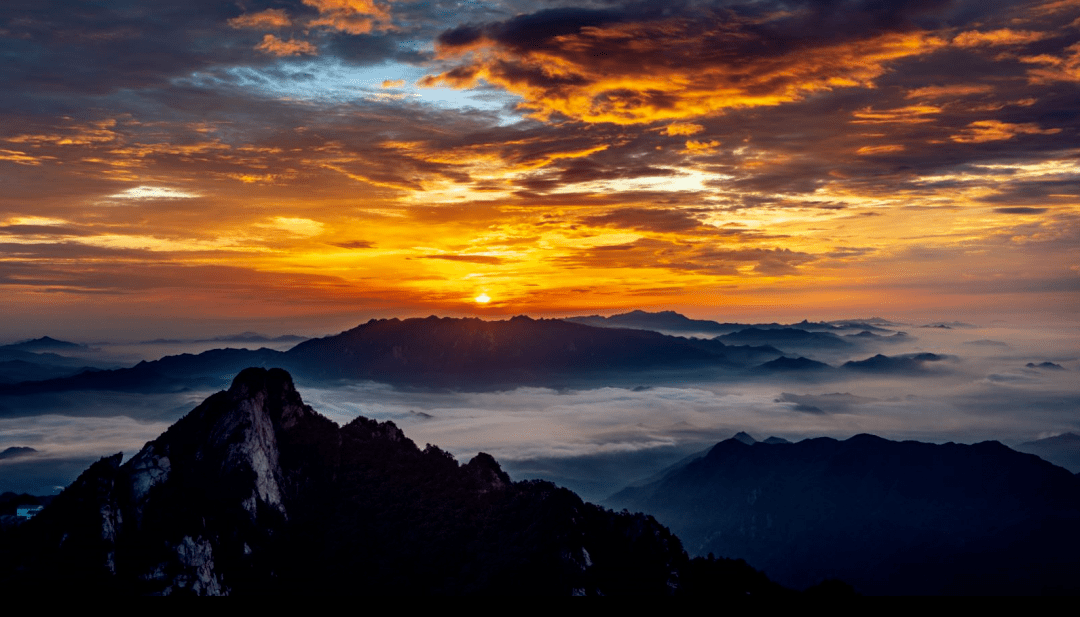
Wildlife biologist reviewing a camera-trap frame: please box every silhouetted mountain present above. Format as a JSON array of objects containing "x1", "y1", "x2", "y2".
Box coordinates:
[
  {"x1": 1015, "y1": 433, "x2": 1080, "y2": 473},
  {"x1": 825, "y1": 318, "x2": 899, "y2": 332},
  {"x1": 717, "y1": 328, "x2": 851, "y2": 350},
  {"x1": 565, "y1": 310, "x2": 737, "y2": 334},
  {"x1": 0, "y1": 360, "x2": 102, "y2": 385},
  {"x1": 755, "y1": 356, "x2": 832, "y2": 372},
  {"x1": 1, "y1": 368, "x2": 787, "y2": 596},
  {"x1": 565, "y1": 311, "x2": 890, "y2": 336},
  {"x1": 0, "y1": 317, "x2": 788, "y2": 394},
  {"x1": 761, "y1": 436, "x2": 791, "y2": 444},
  {"x1": 1026, "y1": 362, "x2": 1065, "y2": 370},
  {"x1": 0, "y1": 446, "x2": 36, "y2": 460},
  {"x1": 731, "y1": 431, "x2": 757, "y2": 445},
  {"x1": 844, "y1": 330, "x2": 908, "y2": 343},
  {"x1": 606, "y1": 434, "x2": 1080, "y2": 595},
  {"x1": 0, "y1": 337, "x2": 87, "y2": 353},
  {"x1": 282, "y1": 316, "x2": 780, "y2": 388},
  {"x1": 0, "y1": 345, "x2": 113, "y2": 385},
  {"x1": 0, "y1": 347, "x2": 285, "y2": 395},
  {"x1": 841, "y1": 352, "x2": 947, "y2": 373}
]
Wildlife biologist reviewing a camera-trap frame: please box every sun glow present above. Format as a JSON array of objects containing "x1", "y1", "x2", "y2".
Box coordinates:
[{"x1": 474, "y1": 293, "x2": 491, "y2": 304}]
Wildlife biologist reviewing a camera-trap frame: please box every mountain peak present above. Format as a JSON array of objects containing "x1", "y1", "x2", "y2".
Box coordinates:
[
  {"x1": 229, "y1": 366, "x2": 296, "y2": 396},
  {"x1": 732, "y1": 431, "x2": 757, "y2": 445}
]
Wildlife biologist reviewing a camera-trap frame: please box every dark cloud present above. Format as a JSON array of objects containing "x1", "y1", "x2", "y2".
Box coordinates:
[
  {"x1": 580, "y1": 207, "x2": 707, "y2": 233},
  {"x1": 437, "y1": 8, "x2": 619, "y2": 52},
  {"x1": 1, "y1": 0, "x2": 254, "y2": 99},
  {"x1": 419, "y1": 254, "x2": 508, "y2": 264},
  {"x1": 993, "y1": 207, "x2": 1048, "y2": 215},
  {"x1": 0, "y1": 225, "x2": 96, "y2": 237},
  {"x1": 423, "y1": 1, "x2": 969, "y2": 124},
  {"x1": 555, "y1": 238, "x2": 814, "y2": 277},
  {"x1": 329, "y1": 240, "x2": 375, "y2": 249}
]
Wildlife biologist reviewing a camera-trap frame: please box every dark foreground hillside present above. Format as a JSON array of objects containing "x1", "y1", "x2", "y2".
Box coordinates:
[
  {"x1": 607, "y1": 433, "x2": 1080, "y2": 595},
  {"x1": 1, "y1": 368, "x2": 788, "y2": 596}
]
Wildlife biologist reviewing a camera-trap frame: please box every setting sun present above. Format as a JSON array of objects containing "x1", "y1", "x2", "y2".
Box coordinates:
[{"x1": 474, "y1": 293, "x2": 491, "y2": 304}]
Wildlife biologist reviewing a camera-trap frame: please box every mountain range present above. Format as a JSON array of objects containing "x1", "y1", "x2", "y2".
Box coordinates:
[
  {"x1": 1, "y1": 368, "x2": 793, "y2": 596},
  {"x1": 4, "y1": 361, "x2": 1078, "y2": 594},
  {"x1": 0, "y1": 313, "x2": 932, "y2": 395}
]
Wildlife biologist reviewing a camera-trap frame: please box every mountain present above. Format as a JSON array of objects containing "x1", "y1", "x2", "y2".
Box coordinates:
[
  {"x1": 281, "y1": 315, "x2": 781, "y2": 388},
  {"x1": 566, "y1": 311, "x2": 899, "y2": 336},
  {"x1": 1, "y1": 368, "x2": 789, "y2": 596},
  {"x1": 0, "y1": 446, "x2": 37, "y2": 460},
  {"x1": 754, "y1": 356, "x2": 832, "y2": 372},
  {"x1": 0, "y1": 317, "x2": 787, "y2": 394},
  {"x1": 606, "y1": 434, "x2": 1080, "y2": 595},
  {"x1": 716, "y1": 327, "x2": 852, "y2": 351},
  {"x1": 1015, "y1": 433, "x2": 1080, "y2": 473},
  {"x1": 566, "y1": 310, "x2": 741, "y2": 334},
  {"x1": 0, "y1": 337, "x2": 87, "y2": 353},
  {"x1": 0, "y1": 344, "x2": 113, "y2": 385},
  {"x1": 841, "y1": 352, "x2": 947, "y2": 373},
  {"x1": 0, "y1": 347, "x2": 285, "y2": 395}
]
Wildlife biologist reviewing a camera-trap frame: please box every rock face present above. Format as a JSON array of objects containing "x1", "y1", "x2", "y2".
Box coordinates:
[{"x1": 4, "y1": 368, "x2": 777, "y2": 596}]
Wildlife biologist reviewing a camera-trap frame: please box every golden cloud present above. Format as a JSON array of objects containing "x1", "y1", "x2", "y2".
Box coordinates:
[
  {"x1": 228, "y1": 9, "x2": 292, "y2": 29},
  {"x1": 685, "y1": 139, "x2": 720, "y2": 153},
  {"x1": 851, "y1": 105, "x2": 941, "y2": 124},
  {"x1": 952, "y1": 29, "x2": 1049, "y2": 47},
  {"x1": 856, "y1": 144, "x2": 906, "y2": 155},
  {"x1": 7, "y1": 119, "x2": 118, "y2": 146},
  {"x1": 421, "y1": 17, "x2": 946, "y2": 125},
  {"x1": 664, "y1": 123, "x2": 704, "y2": 136},
  {"x1": 0, "y1": 149, "x2": 48, "y2": 165},
  {"x1": 1022, "y1": 42, "x2": 1080, "y2": 83},
  {"x1": 950, "y1": 120, "x2": 1062, "y2": 143},
  {"x1": 303, "y1": 0, "x2": 393, "y2": 34},
  {"x1": 255, "y1": 34, "x2": 318, "y2": 57},
  {"x1": 905, "y1": 85, "x2": 993, "y2": 99}
]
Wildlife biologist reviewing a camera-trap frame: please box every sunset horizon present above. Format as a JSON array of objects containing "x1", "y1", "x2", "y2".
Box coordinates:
[
  {"x1": 3, "y1": 0, "x2": 1077, "y2": 341},
  {"x1": 2, "y1": 0, "x2": 1079, "y2": 595}
]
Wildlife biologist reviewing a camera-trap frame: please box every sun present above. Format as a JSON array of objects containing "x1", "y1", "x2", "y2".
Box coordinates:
[{"x1": 474, "y1": 293, "x2": 491, "y2": 304}]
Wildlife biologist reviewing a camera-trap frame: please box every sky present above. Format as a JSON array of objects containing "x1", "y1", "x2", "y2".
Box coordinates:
[{"x1": 2, "y1": 0, "x2": 1080, "y2": 340}]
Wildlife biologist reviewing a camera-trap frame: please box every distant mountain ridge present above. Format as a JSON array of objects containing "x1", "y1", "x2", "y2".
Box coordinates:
[
  {"x1": 0, "y1": 314, "x2": 941, "y2": 395},
  {"x1": 566, "y1": 310, "x2": 896, "y2": 335},
  {"x1": 1015, "y1": 432, "x2": 1080, "y2": 473},
  {"x1": 283, "y1": 315, "x2": 781, "y2": 388},
  {"x1": 0, "y1": 316, "x2": 785, "y2": 394},
  {"x1": 0, "y1": 337, "x2": 87, "y2": 352}
]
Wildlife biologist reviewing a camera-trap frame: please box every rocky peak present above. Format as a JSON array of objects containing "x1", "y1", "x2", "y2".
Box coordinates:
[{"x1": 463, "y1": 452, "x2": 511, "y2": 493}]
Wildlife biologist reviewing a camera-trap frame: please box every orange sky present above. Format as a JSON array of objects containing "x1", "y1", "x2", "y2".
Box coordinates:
[{"x1": 2, "y1": 0, "x2": 1078, "y2": 338}]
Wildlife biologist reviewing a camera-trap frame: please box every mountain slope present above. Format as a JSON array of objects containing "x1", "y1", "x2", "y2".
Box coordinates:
[{"x1": 606, "y1": 434, "x2": 1080, "y2": 595}]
